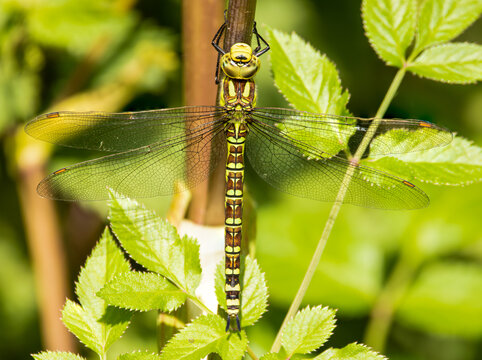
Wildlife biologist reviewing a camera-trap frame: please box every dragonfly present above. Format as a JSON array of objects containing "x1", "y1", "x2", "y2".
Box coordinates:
[{"x1": 26, "y1": 21, "x2": 452, "y2": 331}]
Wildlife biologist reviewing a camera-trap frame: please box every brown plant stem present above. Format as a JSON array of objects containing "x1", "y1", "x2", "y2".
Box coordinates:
[
  {"x1": 17, "y1": 161, "x2": 76, "y2": 351},
  {"x1": 183, "y1": 0, "x2": 224, "y2": 225}
]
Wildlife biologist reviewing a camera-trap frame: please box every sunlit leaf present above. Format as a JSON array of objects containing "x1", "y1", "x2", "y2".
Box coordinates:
[
  {"x1": 281, "y1": 306, "x2": 336, "y2": 356},
  {"x1": 367, "y1": 136, "x2": 482, "y2": 185},
  {"x1": 362, "y1": 0, "x2": 417, "y2": 66},
  {"x1": 408, "y1": 43, "x2": 482, "y2": 84},
  {"x1": 215, "y1": 256, "x2": 269, "y2": 327},
  {"x1": 239, "y1": 256, "x2": 269, "y2": 327},
  {"x1": 160, "y1": 315, "x2": 248, "y2": 360},
  {"x1": 69, "y1": 229, "x2": 132, "y2": 353},
  {"x1": 259, "y1": 354, "x2": 283, "y2": 360},
  {"x1": 268, "y1": 28, "x2": 352, "y2": 155},
  {"x1": 415, "y1": 0, "x2": 482, "y2": 53},
  {"x1": 76, "y1": 228, "x2": 131, "y2": 318},
  {"x1": 398, "y1": 262, "x2": 482, "y2": 338},
  {"x1": 98, "y1": 271, "x2": 187, "y2": 312},
  {"x1": 314, "y1": 343, "x2": 386, "y2": 360},
  {"x1": 32, "y1": 352, "x2": 86, "y2": 360},
  {"x1": 118, "y1": 351, "x2": 162, "y2": 360},
  {"x1": 62, "y1": 299, "x2": 103, "y2": 354},
  {"x1": 108, "y1": 192, "x2": 202, "y2": 295}
]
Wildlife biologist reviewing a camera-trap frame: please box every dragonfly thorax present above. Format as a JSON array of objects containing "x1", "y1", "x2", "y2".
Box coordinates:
[{"x1": 221, "y1": 43, "x2": 260, "y2": 80}]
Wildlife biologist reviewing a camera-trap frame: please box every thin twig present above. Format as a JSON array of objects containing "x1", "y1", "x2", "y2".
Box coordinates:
[{"x1": 271, "y1": 66, "x2": 408, "y2": 352}]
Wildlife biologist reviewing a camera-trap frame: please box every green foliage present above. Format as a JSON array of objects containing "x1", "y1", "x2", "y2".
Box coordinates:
[
  {"x1": 414, "y1": 0, "x2": 482, "y2": 53},
  {"x1": 20, "y1": 1, "x2": 482, "y2": 360},
  {"x1": 363, "y1": 0, "x2": 482, "y2": 85},
  {"x1": 215, "y1": 256, "x2": 269, "y2": 327},
  {"x1": 408, "y1": 43, "x2": 482, "y2": 83},
  {"x1": 368, "y1": 136, "x2": 482, "y2": 185},
  {"x1": 160, "y1": 315, "x2": 248, "y2": 360},
  {"x1": 32, "y1": 352, "x2": 86, "y2": 360},
  {"x1": 98, "y1": 272, "x2": 187, "y2": 312},
  {"x1": 108, "y1": 191, "x2": 202, "y2": 294},
  {"x1": 25, "y1": 0, "x2": 133, "y2": 55},
  {"x1": 362, "y1": 0, "x2": 417, "y2": 66},
  {"x1": 61, "y1": 229, "x2": 132, "y2": 356},
  {"x1": 259, "y1": 354, "x2": 283, "y2": 360},
  {"x1": 118, "y1": 351, "x2": 162, "y2": 360},
  {"x1": 0, "y1": 3, "x2": 42, "y2": 131},
  {"x1": 397, "y1": 262, "x2": 482, "y2": 338},
  {"x1": 267, "y1": 28, "x2": 350, "y2": 116},
  {"x1": 267, "y1": 27, "x2": 352, "y2": 156},
  {"x1": 314, "y1": 343, "x2": 386, "y2": 360},
  {"x1": 281, "y1": 306, "x2": 336, "y2": 356}
]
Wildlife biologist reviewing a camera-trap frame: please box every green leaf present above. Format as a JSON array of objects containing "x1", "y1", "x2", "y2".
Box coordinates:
[
  {"x1": 362, "y1": 0, "x2": 417, "y2": 66},
  {"x1": 408, "y1": 43, "x2": 482, "y2": 84},
  {"x1": 281, "y1": 306, "x2": 336, "y2": 356},
  {"x1": 215, "y1": 256, "x2": 269, "y2": 328},
  {"x1": 74, "y1": 228, "x2": 132, "y2": 351},
  {"x1": 62, "y1": 299, "x2": 104, "y2": 354},
  {"x1": 118, "y1": 351, "x2": 162, "y2": 360},
  {"x1": 238, "y1": 256, "x2": 268, "y2": 327},
  {"x1": 267, "y1": 28, "x2": 352, "y2": 156},
  {"x1": 108, "y1": 193, "x2": 202, "y2": 294},
  {"x1": 415, "y1": 0, "x2": 482, "y2": 52},
  {"x1": 259, "y1": 354, "x2": 283, "y2": 360},
  {"x1": 77, "y1": 228, "x2": 131, "y2": 318},
  {"x1": 366, "y1": 136, "x2": 482, "y2": 185},
  {"x1": 32, "y1": 352, "x2": 86, "y2": 360},
  {"x1": 98, "y1": 271, "x2": 187, "y2": 312},
  {"x1": 215, "y1": 261, "x2": 226, "y2": 311},
  {"x1": 268, "y1": 28, "x2": 349, "y2": 114},
  {"x1": 398, "y1": 262, "x2": 482, "y2": 338},
  {"x1": 160, "y1": 315, "x2": 248, "y2": 360},
  {"x1": 314, "y1": 343, "x2": 386, "y2": 360}
]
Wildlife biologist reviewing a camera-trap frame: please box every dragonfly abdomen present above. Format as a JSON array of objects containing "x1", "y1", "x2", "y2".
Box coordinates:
[{"x1": 224, "y1": 121, "x2": 247, "y2": 329}]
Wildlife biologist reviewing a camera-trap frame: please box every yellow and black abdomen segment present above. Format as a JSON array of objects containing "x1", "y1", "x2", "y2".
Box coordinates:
[{"x1": 224, "y1": 121, "x2": 247, "y2": 326}]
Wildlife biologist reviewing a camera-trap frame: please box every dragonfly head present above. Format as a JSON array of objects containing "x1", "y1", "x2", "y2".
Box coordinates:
[{"x1": 221, "y1": 43, "x2": 260, "y2": 80}]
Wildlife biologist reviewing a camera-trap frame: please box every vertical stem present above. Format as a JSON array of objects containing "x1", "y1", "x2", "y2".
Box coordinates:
[
  {"x1": 271, "y1": 66, "x2": 408, "y2": 353},
  {"x1": 205, "y1": 0, "x2": 258, "y2": 225},
  {"x1": 223, "y1": 0, "x2": 257, "y2": 48},
  {"x1": 17, "y1": 161, "x2": 76, "y2": 352},
  {"x1": 183, "y1": 0, "x2": 224, "y2": 224}
]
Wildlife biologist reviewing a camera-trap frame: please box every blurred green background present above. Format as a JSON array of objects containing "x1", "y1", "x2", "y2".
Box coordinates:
[{"x1": 0, "y1": 0, "x2": 481, "y2": 359}]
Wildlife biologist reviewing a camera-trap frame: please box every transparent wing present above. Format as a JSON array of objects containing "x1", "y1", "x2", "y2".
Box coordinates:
[
  {"x1": 246, "y1": 119, "x2": 429, "y2": 209},
  {"x1": 26, "y1": 106, "x2": 224, "y2": 151},
  {"x1": 38, "y1": 118, "x2": 227, "y2": 201},
  {"x1": 251, "y1": 108, "x2": 452, "y2": 157}
]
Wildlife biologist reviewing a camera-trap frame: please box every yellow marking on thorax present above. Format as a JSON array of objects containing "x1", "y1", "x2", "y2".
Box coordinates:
[
  {"x1": 225, "y1": 217, "x2": 242, "y2": 225},
  {"x1": 243, "y1": 82, "x2": 251, "y2": 98},
  {"x1": 225, "y1": 245, "x2": 241, "y2": 253}
]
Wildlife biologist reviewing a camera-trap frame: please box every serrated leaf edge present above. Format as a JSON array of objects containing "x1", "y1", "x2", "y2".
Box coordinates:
[{"x1": 99, "y1": 271, "x2": 187, "y2": 312}]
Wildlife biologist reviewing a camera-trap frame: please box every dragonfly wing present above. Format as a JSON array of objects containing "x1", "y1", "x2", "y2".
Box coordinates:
[
  {"x1": 247, "y1": 119, "x2": 429, "y2": 209},
  {"x1": 38, "y1": 122, "x2": 226, "y2": 200},
  {"x1": 251, "y1": 108, "x2": 452, "y2": 157},
  {"x1": 26, "y1": 106, "x2": 224, "y2": 151}
]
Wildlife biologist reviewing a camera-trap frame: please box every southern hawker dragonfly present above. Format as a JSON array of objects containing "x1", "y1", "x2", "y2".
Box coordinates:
[{"x1": 25, "y1": 21, "x2": 452, "y2": 331}]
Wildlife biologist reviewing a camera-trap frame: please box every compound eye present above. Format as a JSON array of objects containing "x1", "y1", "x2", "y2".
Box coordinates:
[{"x1": 230, "y1": 43, "x2": 252, "y2": 63}]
